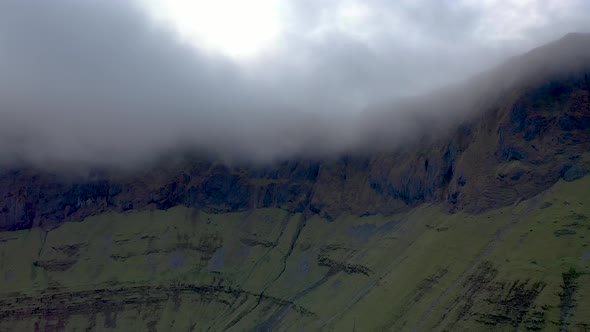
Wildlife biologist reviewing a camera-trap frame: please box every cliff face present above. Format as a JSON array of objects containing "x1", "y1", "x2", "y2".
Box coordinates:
[{"x1": 1, "y1": 69, "x2": 589, "y2": 231}]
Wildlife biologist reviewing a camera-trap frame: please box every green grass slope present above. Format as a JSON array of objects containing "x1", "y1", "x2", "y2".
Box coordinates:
[{"x1": 1, "y1": 176, "x2": 590, "y2": 331}]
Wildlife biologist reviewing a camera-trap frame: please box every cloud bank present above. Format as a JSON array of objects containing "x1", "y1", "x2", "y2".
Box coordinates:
[{"x1": 0, "y1": 0, "x2": 588, "y2": 169}]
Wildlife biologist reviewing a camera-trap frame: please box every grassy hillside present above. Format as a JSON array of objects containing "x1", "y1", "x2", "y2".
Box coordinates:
[{"x1": 1, "y1": 176, "x2": 589, "y2": 331}]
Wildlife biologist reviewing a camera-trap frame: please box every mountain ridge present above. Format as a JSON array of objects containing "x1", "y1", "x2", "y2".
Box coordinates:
[
  {"x1": 1, "y1": 33, "x2": 590, "y2": 332},
  {"x1": 0, "y1": 33, "x2": 589, "y2": 231}
]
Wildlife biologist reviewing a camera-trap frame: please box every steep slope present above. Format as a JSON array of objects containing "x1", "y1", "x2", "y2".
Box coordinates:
[
  {"x1": 0, "y1": 34, "x2": 589, "y2": 331},
  {"x1": 1, "y1": 171, "x2": 589, "y2": 331}
]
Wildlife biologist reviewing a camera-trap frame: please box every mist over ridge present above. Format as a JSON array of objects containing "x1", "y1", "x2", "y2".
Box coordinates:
[{"x1": 0, "y1": 1, "x2": 589, "y2": 170}]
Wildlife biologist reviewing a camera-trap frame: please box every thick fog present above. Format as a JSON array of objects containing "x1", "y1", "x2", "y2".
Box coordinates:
[{"x1": 0, "y1": 0, "x2": 589, "y2": 169}]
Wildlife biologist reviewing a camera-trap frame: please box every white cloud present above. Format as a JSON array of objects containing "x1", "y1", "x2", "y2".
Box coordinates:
[{"x1": 141, "y1": 0, "x2": 282, "y2": 59}]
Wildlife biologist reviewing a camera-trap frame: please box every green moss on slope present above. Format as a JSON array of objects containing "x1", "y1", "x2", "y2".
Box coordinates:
[{"x1": 1, "y1": 177, "x2": 590, "y2": 331}]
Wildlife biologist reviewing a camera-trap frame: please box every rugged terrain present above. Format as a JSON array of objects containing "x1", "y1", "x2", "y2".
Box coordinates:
[{"x1": 0, "y1": 34, "x2": 590, "y2": 331}]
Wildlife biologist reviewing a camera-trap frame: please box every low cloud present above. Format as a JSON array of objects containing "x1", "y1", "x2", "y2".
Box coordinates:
[{"x1": 0, "y1": 0, "x2": 588, "y2": 169}]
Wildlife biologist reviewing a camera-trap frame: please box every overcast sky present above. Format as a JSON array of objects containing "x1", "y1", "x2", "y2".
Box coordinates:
[{"x1": 0, "y1": 0, "x2": 588, "y2": 168}]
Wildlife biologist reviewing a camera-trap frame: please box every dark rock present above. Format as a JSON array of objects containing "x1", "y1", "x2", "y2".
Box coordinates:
[
  {"x1": 524, "y1": 117, "x2": 550, "y2": 141},
  {"x1": 457, "y1": 176, "x2": 467, "y2": 187},
  {"x1": 511, "y1": 102, "x2": 527, "y2": 133},
  {"x1": 554, "y1": 229, "x2": 577, "y2": 237},
  {"x1": 442, "y1": 147, "x2": 456, "y2": 185},
  {"x1": 262, "y1": 187, "x2": 274, "y2": 208},
  {"x1": 530, "y1": 80, "x2": 573, "y2": 104},
  {"x1": 369, "y1": 181, "x2": 384, "y2": 195},
  {"x1": 449, "y1": 192, "x2": 459, "y2": 205},
  {"x1": 155, "y1": 182, "x2": 185, "y2": 210},
  {"x1": 510, "y1": 171, "x2": 524, "y2": 181},
  {"x1": 388, "y1": 183, "x2": 427, "y2": 205},
  {"x1": 308, "y1": 204, "x2": 321, "y2": 214},
  {"x1": 559, "y1": 115, "x2": 590, "y2": 131},
  {"x1": 502, "y1": 147, "x2": 527, "y2": 161},
  {"x1": 560, "y1": 165, "x2": 586, "y2": 182}
]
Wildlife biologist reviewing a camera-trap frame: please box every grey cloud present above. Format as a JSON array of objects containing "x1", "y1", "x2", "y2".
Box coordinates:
[
  {"x1": 0, "y1": 0, "x2": 588, "y2": 170},
  {"x1": 0, "y1": 0, "x2": 314, "y2": 167}
]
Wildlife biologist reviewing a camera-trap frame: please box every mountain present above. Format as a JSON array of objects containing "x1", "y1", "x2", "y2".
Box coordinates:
[{"x1": 1, "y1": 33, "x2": 590, "y2": 331}]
